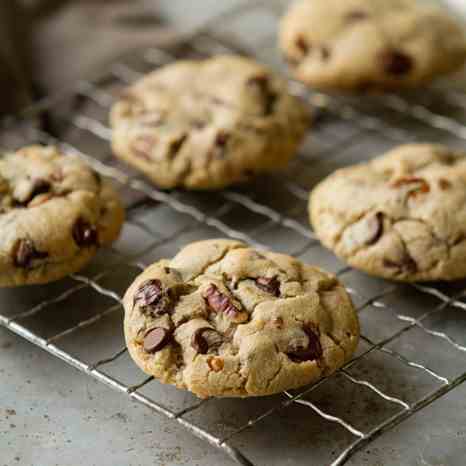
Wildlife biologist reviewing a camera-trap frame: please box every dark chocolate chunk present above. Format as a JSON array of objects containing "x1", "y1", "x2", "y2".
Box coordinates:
[
  {"x1": 191, "y1": 327, "x2": 223, "y2": 354},
  {"x1": 13, "y1": 239, "x2": 48, "y2": 268},
  {"x1": 365, "y1": 212, "x2": 384, "y2": 246},
  {"x1": 204, "y1": 284, "x2": 243, "y2": 319},
  {"x1": 380, "y1": 49, "x2": 413, "y2": 76},
  {"x1": 287, "y1": 327, "x2": 322, "y2": 362},
  {"x1": 72, "y1": 217, "x2": 98, "y2": 247},
  {"x1": 134, "y1": 279, "x2": 173, "y2": 316},
  {"x1": 247, "y1": 74, "x2": 277, "y2": 115},
  {"x1": 255, "y1": 276, "x2": 281, "y2": 297},
  {"x1": 383, "y1": 253, "x2": 418, "y2": 274},
  {"x1": 143, "y1": 327, "x2": 171, "y2": 353}
]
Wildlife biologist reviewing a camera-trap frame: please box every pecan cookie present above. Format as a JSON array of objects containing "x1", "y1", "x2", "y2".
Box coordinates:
[
  {"x1": 0, "y1": 145, "x2": 124, "y2": 286},
  {"x1": 280, "y1": 0, "x2": 466, "y2": 91},
  {"x1": 110, "y1": 55, "x2": 310, "y2": 190},
  {"x1": 310, "y1": 144, "x2": 466, "y2": 282},
  {"x1": 123, "y1": 239, "x2": 359, "y2": 398}
]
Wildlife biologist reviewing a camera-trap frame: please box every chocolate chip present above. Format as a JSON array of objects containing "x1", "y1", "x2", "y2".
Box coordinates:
[
  {"x1": 380, "y1": 49, "x2": 413, "y2": 76},
  {"x1": 287, "y1": 327, "x2": 322, "y2": 362},
  {"x1": 168, "y1": 134, "x2": 187, "y2": 159},
  {"x1": 256, "y1": 276, "x2": 281, "y2": 297},
  {"x1": 191, "y1": 327, "x2": 223, "y2": 354},
  {"x1": 134, "y1": 279, "x2": 173, "y2": 316},
  {"x1": 383, "y1": 254, "x2": 417, "y2": 274},
  {"x1": 438, "y1": 178, "x2": 452, "y2": 190},
  {"x1": 345, "y1": 10, "x2": 369, "y2": 22},
  {"x1": 320, "y1": 46, "x2": 331, "y2": 61},
  {"x1": 366, "y1": 212, "x2": 384, "y2": 246},
  {"x1": 247, "y1": 75, "x2": 277, "y2": 115},
  {"x1": 296, "y1": 35, "x2": 310, "y2": 55},
  {"x1": 143, "y1": 327, "x2": 171, "y2": 353},
  {"x1": 210, "y1": 131, "x2": 230, "y2": 159},
  {"x1": 72, "y1": 217, "x2": 98, "y2": 247},
  {"x1": 203, "y1": 284, "x2": 247, "y2": 322},
  {"x1": 216, "y1": 131, "x2": 229, "y2": 147},
  {"x1": 13, "y1": 239, "x2": 48, "y2": 268}
]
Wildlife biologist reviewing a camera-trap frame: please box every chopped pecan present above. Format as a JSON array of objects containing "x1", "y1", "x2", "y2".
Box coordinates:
[{"x1": 390, "y1": 176, "x2": 430, "y2": 198}]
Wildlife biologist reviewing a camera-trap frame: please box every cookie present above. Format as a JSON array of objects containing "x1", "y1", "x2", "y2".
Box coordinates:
[
  {"x1": 310, "y1": 143, "x2": 466, "y2": 282},
  {"x1": 280, "y1": 0, "x2": 466, "y2": 91},
  {"x1": 110, "y1": 55, "x2": 310, "y2": 190},
  {"x1": 123, "y1": 239, "x2": 359, "y2": 398},
  {"x1": 0, "y1": 145, "x2": 124, "y2": 286}
]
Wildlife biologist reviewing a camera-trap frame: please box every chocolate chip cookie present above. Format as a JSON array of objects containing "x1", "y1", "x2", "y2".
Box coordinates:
[
  {"x1": 280, "y1": 0, "x2": 466, "y2": 91},
  {"x1": 123, "y1": 239, "x2": 359, "y2": 398},
  {"x1": 310, "y1": 144, "x2": 466, "y2": 282},
  {"x1": 0, "y1": 145, "x2": 124, "y2": 286},
  {"x1": 110, "y1": 55, "x2": 310, "y2": 190}
]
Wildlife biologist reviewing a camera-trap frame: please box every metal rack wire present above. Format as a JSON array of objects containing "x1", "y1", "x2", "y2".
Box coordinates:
[{"x1": 1, "y1": 1, "x2": 465, "y2": 465}]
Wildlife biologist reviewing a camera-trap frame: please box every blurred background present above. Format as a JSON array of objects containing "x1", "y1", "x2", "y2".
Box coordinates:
[{"x1": 3, "y1": 0, "x2": 466, "y2": 116}]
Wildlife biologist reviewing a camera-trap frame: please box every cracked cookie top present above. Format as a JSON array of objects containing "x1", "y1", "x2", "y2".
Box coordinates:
[
  {"x1": 123, "y1": 239, "x2": 359, "y2": 398},
  {"x1": 110, "y1": 55, "x2": 310, "y2": 190},
  {"x1": 279, "y1": 0, "x2": 466, "y2": 91},
  {"x1": 310, "y1": 143, "x2": 466, "y2": 282},
  {"x1": 0, "y1": 145, "x2": 124, "y2": 286}
]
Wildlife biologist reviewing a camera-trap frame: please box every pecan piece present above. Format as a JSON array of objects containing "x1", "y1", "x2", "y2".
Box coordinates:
[
  {"x1": 134, "y1": 279, "x2": 173, "y2": 317},
  {"x1": 390, "y1": 176, "x2": 430, "y2": 199},
  {"x1": 203, "y1": 284, "x2": 248, "y2": 323},
  {"x1": 287, "y1": 327, "x2": 322, "y2": 363},
  {"x1": 13, "y1": 239, "x2": 48, "y2": 268},
  {"x1": 255, "y1": 276, "x2": 281, "y2": 297},
  {"x1": 143, "y1": 327, "x2": 172, "y2": 353},
  {"x1": 191, "y1": 327, "x2": 223, "y2": 354}
]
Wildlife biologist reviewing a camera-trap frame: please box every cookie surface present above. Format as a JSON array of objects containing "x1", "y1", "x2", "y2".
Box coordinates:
[
  {"x1": 280, "y1": 0, "x2": 466, "y2": 91},
  {"x1": 110, "y1": 55, "x2": 310, "y2": 190},
  {"x1": 310, "y1": 144, "x2": 466, "y2": 282},
  {"x1": 123, "y1": 239, "x2": 359, "y2": 398},
  {"x1": 0, "y1": 145, "x2": 124, "y2": 286}
]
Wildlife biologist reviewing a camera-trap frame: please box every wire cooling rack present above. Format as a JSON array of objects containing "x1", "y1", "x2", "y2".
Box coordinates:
[{"x1": 1, "y1": 1, "x2": 466, "y2": 465}]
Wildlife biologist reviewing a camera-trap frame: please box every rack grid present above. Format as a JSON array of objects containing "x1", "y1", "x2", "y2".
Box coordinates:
[{"x1": 1, "y1": 1, "x2": 465, "y2": 465}]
